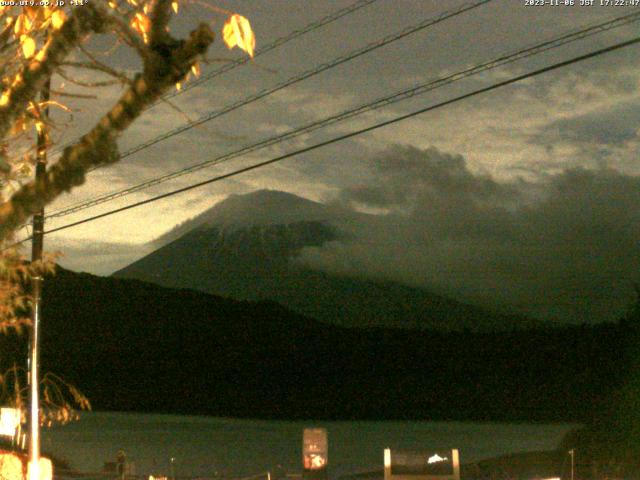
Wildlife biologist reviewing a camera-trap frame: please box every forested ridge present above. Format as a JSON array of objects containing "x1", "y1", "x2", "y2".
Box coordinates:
[{"x1": 3, "y1": 267, "x2": 635, "y2": 424}]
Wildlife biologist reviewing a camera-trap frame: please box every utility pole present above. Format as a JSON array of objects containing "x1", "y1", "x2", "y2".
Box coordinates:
[{"x1": 28, "y1": 72, "x2": 50, "y2": 480}]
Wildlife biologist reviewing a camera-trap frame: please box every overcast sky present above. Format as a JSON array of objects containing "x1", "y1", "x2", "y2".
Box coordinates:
[{"x1": 26, "y1": 0, "x2": 640, "y2": 322}]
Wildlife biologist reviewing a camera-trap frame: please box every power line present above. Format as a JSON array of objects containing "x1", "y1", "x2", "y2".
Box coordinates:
[
  {"x1": 161, "y1": 0, "x2": 380, "y2": 101},
  {"x1": 48, "y1": 0, "x2": 380, "y2": 158},
  {"x1": 12, "y1": 0, "x2": 494, "y2": 236},
  {"x1": 93, "y1": 0, "x2": 493, "y2": 166},
  {"x1": 46, "y1": 0, "x2": 494, "y2": 217},
  {"x1": 10, "y1": 33, "x2": 635, "y2": 248},
  {"x1": 45, "y1": 10, "x2": 640, "y2": 220}
]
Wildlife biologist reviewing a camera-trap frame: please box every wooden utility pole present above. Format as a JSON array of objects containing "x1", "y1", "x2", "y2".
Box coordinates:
[{"x1": 28, "y1": 73, "x2": 50, "y2": 480}]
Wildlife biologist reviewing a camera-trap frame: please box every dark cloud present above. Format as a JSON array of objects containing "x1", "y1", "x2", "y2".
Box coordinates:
[
  {"x1": 301, "y1": 145, "x2": 640, "y2": 323},
  {"x1": 534, "y1": 101, "x2": 640, "y2": 148},
  {"x1": 339, "y1": 145, "x2": 518, "y2": 210}
]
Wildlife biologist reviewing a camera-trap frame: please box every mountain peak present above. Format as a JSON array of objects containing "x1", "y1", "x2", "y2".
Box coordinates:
[
  {"x1": 117, "y1": 188, "x2": 538, "y2": 331},
  {"x1": 228, "y1": 188, "x2": 308, "y2": 203},
  {"x1": 214, "y1": 189, "x2": 325, "y2": 223},
  {"x1": 154, "y1": 190, "x2": 342, "y2": 247}
]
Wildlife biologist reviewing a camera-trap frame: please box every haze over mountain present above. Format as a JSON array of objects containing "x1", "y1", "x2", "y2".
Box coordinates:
[{"x1": 114, "y1": 189, "x2": 536, "y2": 331}]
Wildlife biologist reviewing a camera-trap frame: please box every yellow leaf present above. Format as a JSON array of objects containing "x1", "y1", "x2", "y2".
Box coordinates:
[
  {"x1": 34, "y1": 46, "x2": 46, "y2": 63},
  {"x1": 22, "y1": 15, "x2": 32, "y2": 32},
  {"x1": 175, "y1": 82, "x2": 181, "y2": 91},
  {"x1": 22, "y1": 37, "x2": 35, "y2": 59},
  {"x1": 191, "y1": 62, "x2": 201, "y2": 77},
  {"x1": 14, "y1": 15, "x2": 23, "y2": 35},
  {"x1": 171, "y1": 1, "x2": 178, "y2": 13},
  {"x1": 0, "y1": 92, "x2": 8, "y2": 107},
  {"x1": 131, "y1": 13, "x2": 151, "y2": 43},
  {"x1": 12, "y1": 73, "x2": 22, "y2": 87},
  {"x1": 222, "y1": 14, "x2": 255, "y2": 58},
  {"x1": 51, "y1": 9, "x2": 66, "y2": 30}
]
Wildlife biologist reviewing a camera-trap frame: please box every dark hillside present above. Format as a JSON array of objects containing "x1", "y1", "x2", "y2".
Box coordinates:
[{"x1": 0, "y1": 267, "x2": 627, "y2": 422}]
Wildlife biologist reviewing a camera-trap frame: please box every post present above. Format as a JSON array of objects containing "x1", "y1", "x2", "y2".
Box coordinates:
[
  {"x1": 569, "y1": 449, "x2": 574, "y2": 480},
  {"x1": 116, "y1": 450, "x2": 126, "y2": 480},
  {"x1": 28, "y1": 74, "x2": 50, "y2": 480}
]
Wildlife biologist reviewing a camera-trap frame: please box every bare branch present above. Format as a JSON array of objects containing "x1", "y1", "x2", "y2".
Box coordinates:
[
  {"x1": 57, "y1": 68, "x2": 124, "y2": 88},
  {"x1": 95, "y1": 3, "x2": 153, "y2": 62},
  {"x1": 50, "y1": 89, "x2": 98, "y2": 100},
  {"x1": 158, "y1": 96, "x2": 197, "y2": 124},
  {"x1": 61, "y1": 60, "x2": 132, "y2": 84},
  {"x1": 78, "y1": 43, "x2": 133, "y2": 85},
  {"x1": 186, "y1": 0, "x2": 233, "y2": 16},
  {"x1": 0, "y1": 6, "x2": 105, "y2": 142}
]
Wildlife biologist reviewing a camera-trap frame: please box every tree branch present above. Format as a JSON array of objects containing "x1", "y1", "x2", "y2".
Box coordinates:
[
  {"x1": 0, "y1": 22, "x2": 215, "y2": 242},
  {"x1": 0, "y1": 6, "x2": 104, "y2": 142},
  {"x1": 95, "y1": 2, "x2": 153, "y2": 63},
  {"x1": 149, "y1": 0, "x2": 174, "y2": 47},
  {"x1": 57, "y1": 68, "x2": 124, "y2": 88}
]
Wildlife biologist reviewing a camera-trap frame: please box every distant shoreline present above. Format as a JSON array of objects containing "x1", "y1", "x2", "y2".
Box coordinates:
[{"x1": 71, "y1": 409, "x2": 583, "y2": 427}]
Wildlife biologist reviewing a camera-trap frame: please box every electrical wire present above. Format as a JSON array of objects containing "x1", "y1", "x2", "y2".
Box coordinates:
[
  {"x1": 161, "y1": 0, "x2": 380, "y2": 101},
  {"x1": 47, "y1": 0, "x2": 381, "y2": 158},
  {"x1": 90, "y1": 0, "x2": 493, "y2": 167},
  {"x1": 4, "y1": 33, "x2": 635, "y2": 250},
  {"x1": 45, "y1": 9, "x2": 640, "y2": 220},
  {"x1": 8, "y1": 0, "x2": 495, "y2": 236}
]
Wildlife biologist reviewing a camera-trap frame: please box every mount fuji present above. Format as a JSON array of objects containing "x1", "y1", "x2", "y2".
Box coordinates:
[{"x1": 114, "y1": 190, "x2": 533, "y2": 331}]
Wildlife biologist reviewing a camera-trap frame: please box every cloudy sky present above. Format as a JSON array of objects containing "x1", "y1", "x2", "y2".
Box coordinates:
[{"x1": 22, "y1": 0, "x2": 640, "y2": 322}]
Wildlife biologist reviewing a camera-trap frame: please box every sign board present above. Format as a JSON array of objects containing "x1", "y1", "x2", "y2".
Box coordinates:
[
  {"x1": 302, "y1": 428, "x2": 328, "y2": 479},
  {"x1": 0, "y1": 408, "x2": 20, "y2": 437},
  {"x1": 0, "y1": 451, "x2": 52, "y2": 480},
  {"x1": 384, "y1": 449, "x2": 460, "y2": 480}
]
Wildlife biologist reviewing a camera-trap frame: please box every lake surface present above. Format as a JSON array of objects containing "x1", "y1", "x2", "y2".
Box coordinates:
[{"x1": 41, "y1": 412, "x2": 576, "y2": 479}]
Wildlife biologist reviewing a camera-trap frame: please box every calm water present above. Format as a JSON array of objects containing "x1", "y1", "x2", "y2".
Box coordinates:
[{"x1": 40, "y1": 412, "x2": 576, "y2": 478}]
